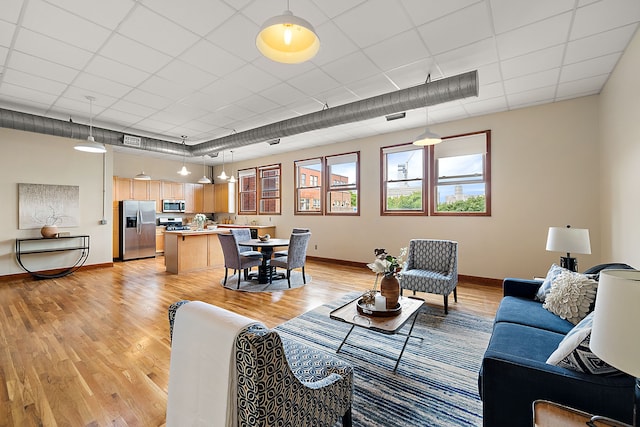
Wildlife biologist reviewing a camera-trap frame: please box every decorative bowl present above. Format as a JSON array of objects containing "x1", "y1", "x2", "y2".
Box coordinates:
[{"x1": 258, "y1": 234, "x2": 270, "y2": 242}]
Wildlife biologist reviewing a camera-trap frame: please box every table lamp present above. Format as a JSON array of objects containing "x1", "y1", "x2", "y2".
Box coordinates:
[
  {"x1": 545, "y1": 225, "x2": 591, "y2": 272},
  {"x1": 590, "y1": 269, "x2": 640, "y2": 426}
]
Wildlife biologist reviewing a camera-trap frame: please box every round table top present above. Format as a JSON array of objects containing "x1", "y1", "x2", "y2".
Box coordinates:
[{"x1": 237, "y1": 238, "x2": 289, "y2": 247}]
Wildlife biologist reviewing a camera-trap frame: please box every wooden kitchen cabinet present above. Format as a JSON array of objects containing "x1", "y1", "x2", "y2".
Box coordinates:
[
  {"x1": 162, "y1": 182, "x2": 185, "y2": 200},
  {"x1": 214, "y1": 182, "x2": 236, "y2": 213},
  {"x1": 149, "y1": 180, "x2": 162, "y2": 212},
  {"x1": 203, "y1": 184, "x2": 215, "y2": 213},
  {"x1": 194, "y1": 184, "x2": 204, "y2": 213},
  {"x1": 156, "y1": 227, "x2": 165, "y2": 254},
  {"x1": 184, "y1": 183, "x2": 203, "y2": 213},
  {"x1": 114, "y1": 177, "x2": 133, "y2": 203},
  {"x1": 132, "y1": 179, "x2": 148, "y2": 200}
]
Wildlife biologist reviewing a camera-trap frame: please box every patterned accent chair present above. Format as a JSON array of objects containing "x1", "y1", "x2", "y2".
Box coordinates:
[
  {"x1": 270, "y1": 232, "x2": 311, "y2": 286},
  {"x1": 168, "y1": 301, "x2": 353, "y2": 427},
  {"x1": 219, "y1": 233, "x2": 263, "y2": 289},
  {"x1": 399, "y1": 239, "x2": 458, "y2": 314}
]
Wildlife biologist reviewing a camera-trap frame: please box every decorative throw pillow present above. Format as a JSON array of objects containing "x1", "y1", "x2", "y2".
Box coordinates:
[
  {"x1": 535, "y1": 264, "x2": 566, "y2": 302},
  {"x1": 542, "y1": 270, "x2": 597, "y2": 325},
  {"x1": 546, "y1": 312, "x2": 622, "y2": 375}
]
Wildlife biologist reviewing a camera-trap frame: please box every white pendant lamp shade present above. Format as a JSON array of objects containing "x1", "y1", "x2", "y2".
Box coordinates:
[
  {"x1": 228, "y1": 150, "x2": 236, "y2": 183},
  {"x1": 256, "y1": 9, "x2": 320, "y2": 64},
  {"x1": 198, "y1": 155, "x2": 211, "y2": 184},
  {"x1": 178, "y1": 165, "x2": 191, "y2": 176},
  {"x1": 413, "y1": 128, "x2": 442, "y2": 146},
  {"x1": 75, "y1": 96, "x2": 107, "y2": 153},
  {"x1": 134, "y1": 171, "x2": 151, "y2": 180},
  {"x1": 217, "y1": 151, "x2": 228, "y2": 181},
  {"x1": 177, "y1": 136, "x2": 191, "y2": 176}
]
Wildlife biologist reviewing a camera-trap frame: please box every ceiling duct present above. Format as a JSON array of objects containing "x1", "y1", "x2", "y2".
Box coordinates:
[
  {"x1": 0, "y1": 70, "x2": 478, "y2": 157},
  {"x1": 190, "y1": 70, "x2": 478, "y2": 156}
]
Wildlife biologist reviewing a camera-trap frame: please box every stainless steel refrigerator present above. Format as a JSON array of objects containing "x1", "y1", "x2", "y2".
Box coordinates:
[{"x1": 119, "y1": 200, "x2": 156, "y2": 260}]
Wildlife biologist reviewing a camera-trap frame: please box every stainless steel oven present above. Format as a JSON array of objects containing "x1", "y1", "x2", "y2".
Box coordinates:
[{"x1": 162, "y1": 200, "x2": 186, "y2": 213}]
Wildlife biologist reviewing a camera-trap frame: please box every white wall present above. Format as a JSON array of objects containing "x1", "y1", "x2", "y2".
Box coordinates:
[
  {"x1": 212, "y1": 96, "x2": 601, "y2": 280},
  {"x1": 0, "y1": 129, "x2": 113, "y2": 275},
  {"x1": 599, "y1": 28, "x2": 640, "y2": 268}
]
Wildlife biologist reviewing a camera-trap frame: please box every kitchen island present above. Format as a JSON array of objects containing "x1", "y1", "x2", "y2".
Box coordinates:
[{"x1": 164, "y1": 225, "x2": 275, "y2": 274}]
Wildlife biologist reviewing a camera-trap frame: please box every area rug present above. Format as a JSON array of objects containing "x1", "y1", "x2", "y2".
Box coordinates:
[
  {"x1": 221, "y1": 271, "x2": 310, "y2": 292},
  {"x1": 274, "y1": 292, "x2": 492, "y2": 426}
]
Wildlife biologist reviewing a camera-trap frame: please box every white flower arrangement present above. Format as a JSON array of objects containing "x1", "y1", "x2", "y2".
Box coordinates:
[{"x1": 194, "y1": 213, "x2": 207, "y2": 223}]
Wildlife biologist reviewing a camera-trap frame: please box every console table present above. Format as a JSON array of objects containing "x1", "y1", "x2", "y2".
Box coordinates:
[{"x1": 16, "y1": 235, "x2": 90, "y2": 279}]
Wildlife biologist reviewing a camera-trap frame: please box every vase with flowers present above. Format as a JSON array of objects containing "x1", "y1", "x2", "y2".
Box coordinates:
[
  {"x1": 365, "y1": 247, "x2": 407, "y2": 310},
  {"x1": 194, "y1": 213, "x2": 207, "y2": 231}
]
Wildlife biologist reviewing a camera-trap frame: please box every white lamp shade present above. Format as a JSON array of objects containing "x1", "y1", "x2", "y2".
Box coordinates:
[
  {"x1": 413, "y1": 128, "x2": 442, "y2": 146},
  {"x1": 134, "y1": 171, "x2": 151, "y2": 180},
  {"x1": 545, "y1": 227, "x2": 591, "y2": 254},
  {"x1": 197, "y1": 176, "x2": 211, "y2": 184},
  {"x1": 178, "y1": 165, "x2": 191, "y2": 176},
  {"x1": 590, "y1": 269, "x2": 640, "y2": 377},
  {"x1": 256, "y1": 10, "x2": 320, "y2": 64},
  {"x1": 74, "y1": 136, "x2": 107, "y2": 153}
]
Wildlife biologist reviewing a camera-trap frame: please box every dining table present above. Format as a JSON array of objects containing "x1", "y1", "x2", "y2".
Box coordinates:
[{"x1": 237, "y1": 238, "x2": 290, "y2": 284}]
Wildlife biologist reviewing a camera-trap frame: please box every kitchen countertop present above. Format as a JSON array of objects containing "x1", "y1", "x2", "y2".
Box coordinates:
[
  {"x1": 164, "y1": 229, "x2": 230, "y2": 235},
  {"x1": 217, "y1": 224, "x2": 274, "y2": 229}
]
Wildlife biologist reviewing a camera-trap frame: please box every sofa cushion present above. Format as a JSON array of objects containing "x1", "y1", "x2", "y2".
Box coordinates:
[
  {"x1": 494, "y1": 296, "x2": 575, "y2": 335},
  {"x1": 546, "y1": 312, "x2": 622, "y2": 375},
  {"x1": 535, "y1": 264, "x2": 566, "y2": 302},
  {"x1": 543, "y1": 271, "x2": 597, "y2": 325}
]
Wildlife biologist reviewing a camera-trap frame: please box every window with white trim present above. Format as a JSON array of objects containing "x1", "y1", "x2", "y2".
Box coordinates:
[{"x1": 326, "y1": 152, "x2": 359, "y2": 215}]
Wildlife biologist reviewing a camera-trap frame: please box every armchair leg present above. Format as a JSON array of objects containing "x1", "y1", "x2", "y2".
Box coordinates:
[
  {"x1": 453, "y1": 286, "x2": 458, "y2": 302},
  {"x1": 302, "y1": 266, "x2": 306, "y2": 284},
  {"x1": 342, "y1": 407, "x2": 352, "y2": 427},
  {"x1": 287, "y1": 269, "x2": 291, "y2": 288},
  {"x1": 223, "y1": 268, "x2": 229, "y2": 285},
  {"x1": 235, "y1": 269, "x2": 241, "y2": 289},
  {"x1": 443, "y1": 294, "x2": 448, "y2": 315}
]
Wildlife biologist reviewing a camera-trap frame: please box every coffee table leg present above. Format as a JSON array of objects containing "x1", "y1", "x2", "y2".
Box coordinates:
[
  {"x1": 336, "y1": 325, "x2": 356, "y2": 354},
  {"x1": 393, "y1": 310, "x2": 421, "y2": 372}
]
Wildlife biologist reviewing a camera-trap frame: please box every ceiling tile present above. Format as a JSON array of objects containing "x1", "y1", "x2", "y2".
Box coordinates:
[
  {"x1": 313, "y1": 87, "x2": 359, "y2": 108},
  {"x1": 180, "y1": 40, "x2": 246, "y2": 78},
  {"x1": 434, "y1": 38, "x2": 498, "y2": 77},
  {"x1": 234, "y1": 94, "x2": 280, "y2": 115},
  {"x1": 418, "y1": 2, "x2": 493, "y2": 55},
  {"x1": 475, "y1": 63, "x2": 502, "y2": 85},
  {"x1": 565, "y1": 25, "x2": 637, "y2": 64},
  {"x1": 0, "y1": 20, "x2": 15, "y2": 48},
  {"x1": 122, "y1": 88, "x2": 174, "y2": 110},
  {"x1": 117, "y1": 7, "x2": 199, "y2": 57},
  {"x1": 2, "y1": 0, "x2": 23, "y2": 24},
  {"x1": 22, "y1": 0, "x2": 111, "y2": 51},
  {"x1": 491, "y1": 0, "x2": 575, "y2": 34},
  {"x1": 49, "y1": 0, "x2": 135, "y2": 29},
  {"x1": 507, "y1": 86, "x2": 556, "y2": 108},
  {"x1": 504, "y1": 68, "x2": 560, "y2": 94},
  {"x1": 310, "y1": 0, "x2": 367, "y2": 19},
  {"x1": 222, "y1": 63, "x2": 281, "y2": 94},
  {"x1": 260, "y1": 83, "x2": 307, "y2": 107},
  {"x1": 464, "y1": 96, "x2": 509, "y2": 115},
  {"x1": 496, "y1": 12, "x2": 573, "y2": 59},
  {"x1": 2, "y1": 68, "x2": 68, "y2": 96},
  {"x1": 13, "y1": 28, "x2": 92, "y2": 70},
  {"x1": 110, "y1": 99, "x2": 157, "y2": 118},
  {"x1": 156, "y1": 60, "x2": 218, "y2": 91},
  {"x1": 345, "y1": 74, "x2": 399, "y2": 99},
  {"x1": 8, "y1": 51, "x2": 79, "y2": 84},
  {"x1": 364, "y1": 30, "x2": 430, "y2": 72},
  {"x1": 322, "y1": 51, "x2": 380, "y2": 85},
  {"x1": 384, "y1": 59, "x2": 435, "y2": 89},
  {"x1": 333, "y1": 0, "x2": 414, "y2": 48},
  {"x1": 72, "y1": 73, "x2": 134, "y2": 99},
  {"x1": 401, "y1": 0, "x2": 481, "y2": 27},
  {"x1": 200, "y1": 78, "x2": 254, "y2": 107},
  {"x1": 0, "y1": 82, "x2": 58, "y2": 105},
  {"x1": 571, "y1": 0, "x2": 640, "y2": 40},
  {"x1": 560, "y1": 53, "x2": 622, "y2": 82},
  {"x1": 143, "y1": 0, "x2": 235, "y2": 37},
  {"x1": 556, "y1": 75, "x2": 608, "y2": 98},
  {"x1": 206, "y1": 13, "x2": 261, "y2": 62},
  {"x1": 500, "y1": 45, "x2": 565, "y2": 80},
  {"x1": 137, "y1": 76, "x2": 195, "y2": 103},
  {"x1": 57, "y1": 90, "x2": 117, "y2": 112},
  {"x1": 287, "y1": 67, "x2": 340, "y2": 96},
  {"x1": 310, "y1": 20, "x2": 360, "y2": 66},
  {"x1": 85, "y1": 56, "x2": 151, "y2": 88},
  {"x1": 100, "y1": 34, "x2": 173, "y2": 74}
]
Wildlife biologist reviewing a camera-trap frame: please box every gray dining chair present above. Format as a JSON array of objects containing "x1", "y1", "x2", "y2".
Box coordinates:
[
  {"x1": 273, "y1": 228, "x2": 311, "y2": 258},
  {"x1": 270, "y1": 232, "x2": 311, "y2": 287},
  {"x1": 218, "y1": 233, "x2": 263, "y2": 289},
  {"x1": 230, "y1": 228, "x2": 263, "y2": 278}
]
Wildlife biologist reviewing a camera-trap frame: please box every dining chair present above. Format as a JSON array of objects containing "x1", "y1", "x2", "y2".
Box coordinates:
[
  {"x1": 218, "y1": 233, "x2": 263, "y2": 289},
  {"x1": 399, "y1": 239, "x2": 458, "y2": 314},
  {"x1": 273, "y1": 228, "x2": 311, "y2": 258},
  {"x1": 269, "y1": 232, "x2": 311, "y2": 286},
  {"x1": 230, "y1": 228, "x2": 263, "y2": 278}
]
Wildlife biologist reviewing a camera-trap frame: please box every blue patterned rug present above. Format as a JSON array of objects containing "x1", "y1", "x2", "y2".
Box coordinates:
[{"x1": 274, "y1": 292, "x2": 492, "y2": 426}]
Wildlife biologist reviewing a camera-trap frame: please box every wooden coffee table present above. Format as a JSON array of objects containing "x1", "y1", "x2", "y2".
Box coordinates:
[{"x1": 329, "y1": 295, "x2": 424, "y2": 371}]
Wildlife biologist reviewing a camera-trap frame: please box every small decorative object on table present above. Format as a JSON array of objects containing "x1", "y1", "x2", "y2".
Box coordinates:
[
  {"x1": 258, "y1": 234, "x2": 270, "y2": 242},
  {"x1": 194, "y1": 213, "x2": 207, "y2": 231},
  {"x1": 366, "y1": 247, "x2": 407, "y2": 310},
  {"x1": 39, "y1": 207, "x2": 63, "y2": 238}
]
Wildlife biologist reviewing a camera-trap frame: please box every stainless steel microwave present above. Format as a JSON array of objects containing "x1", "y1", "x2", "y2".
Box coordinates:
[{"x1": 162, "y1": 200, "x2": 186, "y2": 213}]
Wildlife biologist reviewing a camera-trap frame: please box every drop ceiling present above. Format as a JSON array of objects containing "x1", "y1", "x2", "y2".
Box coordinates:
[{"x1": 0, "y1": 0, "x2": 638, "y2": 165}]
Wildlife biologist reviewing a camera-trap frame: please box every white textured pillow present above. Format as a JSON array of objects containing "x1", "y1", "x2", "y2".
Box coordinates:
[{"x1": 542, "y1": 271, "x2": 597, "y2": 325}]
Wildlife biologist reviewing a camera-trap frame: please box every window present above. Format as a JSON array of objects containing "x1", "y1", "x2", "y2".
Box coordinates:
[
  {"x1": 381, "y1": 130, "x2": 490, "y2": 216},
  {"x1": 295, "y1": 158, "x2": 322, "y2": 214},
  {"x1": 326, "y1": 152, "x2": 359, "y2": 215},
  {"x1": 259, "y1": 164, "x2": 281, "y2": 214},
  {"x1": 238, "y1": 168, "x2": 257, "y2": 215},
  {"x1": 382, "y1": 145, "x2": 425, "y2": 214},
  {"x1": 431, "y1": 131, "x2": 490, "y2": 215}
]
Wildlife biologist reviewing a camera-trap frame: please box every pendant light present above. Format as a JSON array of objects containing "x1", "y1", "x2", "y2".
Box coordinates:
[
  {"x1": 256, "y1": 0, "x2": 320, "y2": 64},
  {"x1": 197, "y1": 155, "x2": 212, "y2": 184},
  {"x1": 228, "y1": 150, "x2": 236, "y2": 183},
  {"x1": 217, "y1": 151, "x2": 228, "y2": 181},
  {"x1": 177, "y1": 136, "x2": 191, "y2": 176},
  {"x1": 413, "y1": 75, "x2": 442, "y2": 146},
  {"x1": 74, "y1": 96, "x2": 107, "y2": 153},
  {"x1": 134, "y1": 171, "x2": 151, "y2": 180}
]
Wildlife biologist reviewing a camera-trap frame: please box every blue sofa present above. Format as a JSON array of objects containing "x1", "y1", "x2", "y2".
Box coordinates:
[{"x1": 478, "y1": 277, "x2": 636, "y2": 426}]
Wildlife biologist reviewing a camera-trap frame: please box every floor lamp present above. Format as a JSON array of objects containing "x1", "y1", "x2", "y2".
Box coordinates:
[
  {"x1": 545, "y1": 225, "x2": 591, "y2": 272},
  {"x1": 590, "y1": 269, "x2": 640, "y2": 426}
]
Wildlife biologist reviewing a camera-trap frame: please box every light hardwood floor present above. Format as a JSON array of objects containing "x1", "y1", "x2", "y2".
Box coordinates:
[{"x1": 0, "y1": 257, "x2": 502, "y2": 426}]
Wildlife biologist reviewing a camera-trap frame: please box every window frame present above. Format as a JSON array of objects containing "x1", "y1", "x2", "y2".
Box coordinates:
[
  {"x1": 429, "y1": 130, "x2": 491, "y2": 217},
  {"x1": 380, "y1": 143, "x2": 427, "y2": 216},
  {"x1": 294, "y1": 157, "x2": 323, "y2": 215},
  {"x1": 325, "y1": 151, "x2": 360, "y2": 216},
  {"x1": 237, "y1": 167, "x2": 257, "y2": 215},
  {"x1": 258, "y1": 163, "x2": 281, "y2": 215}
]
